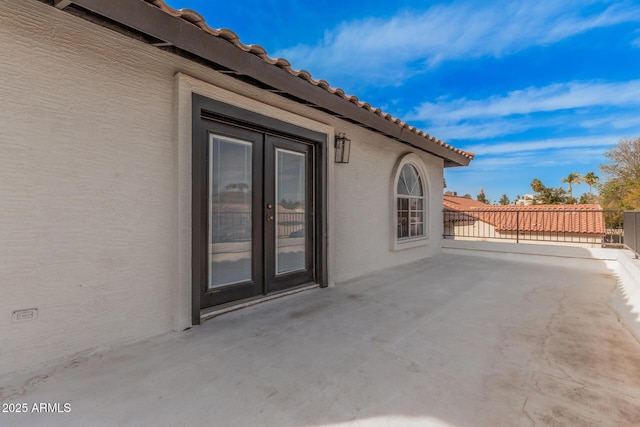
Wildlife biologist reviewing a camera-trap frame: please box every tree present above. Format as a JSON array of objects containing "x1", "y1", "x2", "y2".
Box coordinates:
[
  {"x1": 579, "y1": 193, "x2": 597, "y2": 204},
  {"x1": 561, "y1": 172, "x2": 582, "y2": 200},
  {"x1": 530, "y1": 178, "x2": 568, "y2": 204},
  {"x1": 583, "y1": 171, "x2": 599, "y2": 195},
  {"x1": 626, "y1": 185, "x2": 640, "y2": 208},
  {"x1": 499, "y1": 194, "x2": 510, "y2": 205},
  {"x1": 476, "y1": 188, "x2": 488, "y2": 204},
  {"x1": 599, "y1": 178, "x2": 630, "y2": 209},
  {"x1": 530, "y1": 178, "x2": 545, "y2": 194},
  {"x1": 599, "y1": 137, "x2": 640, "y2": 210},
  {"x1": 539, "y1": 187, "x2": 568, "y2": 204},
  {"x1": 601, "y1": 137, "x2": 640, "y2": 182}
]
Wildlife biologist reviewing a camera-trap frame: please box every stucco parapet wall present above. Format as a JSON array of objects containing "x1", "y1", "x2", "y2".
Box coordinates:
[
  {"x1": 441, "y1": 239, "x2": 618, "y2": 263},
  {"x1": 46, "y1": 0, "x2": 472, "y2": 166},
  {"x1": 613, "y1": 250, "x2": 640, "y2": 340}
]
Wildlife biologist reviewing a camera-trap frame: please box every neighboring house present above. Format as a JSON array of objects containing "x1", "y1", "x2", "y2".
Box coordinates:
[
  {"x1": 443, "y1": 194, "x2": 489, "y2": 210},
  {"x1": 515, "y1": 194, "x2": 535, "y2": 206},
  {"x1": 443, "y1": 195, "x2": 606, "y2": 245},
  {"x1": 1, "y1": 0, "x2": 472, "y2": 375}
]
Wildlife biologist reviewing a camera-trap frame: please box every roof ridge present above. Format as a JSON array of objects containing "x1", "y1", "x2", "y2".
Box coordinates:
[{"x1": 143, "y1": 0, "x2": 474, "y2": 161}]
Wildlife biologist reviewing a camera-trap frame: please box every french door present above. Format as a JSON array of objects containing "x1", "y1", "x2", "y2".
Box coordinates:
[{"x1": 194, "y1": 119, "x2": 316, "y2": 313}]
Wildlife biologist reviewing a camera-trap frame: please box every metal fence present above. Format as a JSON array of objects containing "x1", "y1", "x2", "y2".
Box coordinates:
[
  {"x1": 443, "y1": 208, "x2": 625, "y2": 246},
  {"x1": 277, "y1": 212, "x2": 305, "y2": 239},
  {"x1": 211, "y1": 212, "x2": 252, "y2": 243},
  {"x1": 211, "y1": 211, "x2": 305, "y2": 242},
  {"x1": 625, "y1": 211, "x2": 640, "y2": 257}
]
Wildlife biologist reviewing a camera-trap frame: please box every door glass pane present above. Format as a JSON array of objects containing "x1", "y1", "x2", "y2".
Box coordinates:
[
  {"x1": 276, "y1": 149, "x2": 306, "y2": 275},
  {"x1": 208, "y1": 135, "x2": 252, "y2": 289}
]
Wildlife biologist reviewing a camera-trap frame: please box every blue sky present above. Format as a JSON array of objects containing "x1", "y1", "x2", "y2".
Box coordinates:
[{"x1": 167, "y1": 0, "x2": 640, "y2": 202}]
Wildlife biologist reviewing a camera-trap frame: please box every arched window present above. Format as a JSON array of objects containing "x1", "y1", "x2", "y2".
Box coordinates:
[{"x1": 396, "y1": 164, "x2": 425, "y2": 239}]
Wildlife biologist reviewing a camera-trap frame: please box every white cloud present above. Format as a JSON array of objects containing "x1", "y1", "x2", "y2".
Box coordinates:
[
  {"x1": 409, "y1": 80, "x2": 640, "y2": 124},
  {"x1": 426, "y1": 114, "x2": 574, "y2": 140},
  {"x1": 467, "y1": 154, "x2": 539, "y2": 169},
  {"x1": 274, "y1": 0, "x2": 640, "y2": 84},
  {"x1": 536, "y1": 147, "x2": 609, "y2": 165},
  {"x1": 579, "y1": 113, "x2": 640, "y2": 130},
  {"x1": 415, "y1": 87, "x2": 640, "y2": 141},
  {"x1": 461, "y1": 135, "x2": 620, "y2": 156},
  {"x1": 464, "y1": 145, "x2": 611, "y2": 171},
  {"x1": 426, "y1": 120, "x2": 533, "y2": 140}
]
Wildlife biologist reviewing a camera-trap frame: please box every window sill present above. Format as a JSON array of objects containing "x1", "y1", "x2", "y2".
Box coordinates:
[{"x1": 392, "y1": 235, "x2": 429, "y2": 251}]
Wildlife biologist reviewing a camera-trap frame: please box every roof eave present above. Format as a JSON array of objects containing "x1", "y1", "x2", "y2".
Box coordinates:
[{"x1": 49, "y1": 0, "x2": 471, "y2": 167}]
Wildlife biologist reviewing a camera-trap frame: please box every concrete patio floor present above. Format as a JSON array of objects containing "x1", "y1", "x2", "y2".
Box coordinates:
[{"x1": 1, "y1": 253, "x2": 640, "y2": 426}]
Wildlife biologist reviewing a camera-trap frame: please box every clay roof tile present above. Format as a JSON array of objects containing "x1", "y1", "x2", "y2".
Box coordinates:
[{"x1": 444, "y1": 196, "x2": 605, "y2": 234}]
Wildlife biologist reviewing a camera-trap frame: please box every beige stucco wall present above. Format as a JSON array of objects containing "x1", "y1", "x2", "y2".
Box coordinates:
[{"x1": 0, "y1": 0, "x2": 444, "y2": 375}]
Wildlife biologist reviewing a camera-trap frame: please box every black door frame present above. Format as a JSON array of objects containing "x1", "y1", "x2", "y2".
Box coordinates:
[{"x1": 191, "y1": 94, "x2": 328, "y2": 325}]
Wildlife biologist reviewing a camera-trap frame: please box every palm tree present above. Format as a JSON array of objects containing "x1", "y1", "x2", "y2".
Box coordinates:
[
  {"x1": 583, "y1": 171, "x2": 599, "y2": 195},
  {"x1": 561, "y1": 172, "x2": 582, "y2": 199}
]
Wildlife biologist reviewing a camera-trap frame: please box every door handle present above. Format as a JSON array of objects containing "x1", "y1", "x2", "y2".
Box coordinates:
[{"x1": 267, "y1": 215, "x2": 275, "y2": 221}]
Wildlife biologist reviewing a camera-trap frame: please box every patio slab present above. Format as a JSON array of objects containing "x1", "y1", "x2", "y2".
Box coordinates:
[{"x1": 1, "y1": 253, "x2": 639, "y2": 426}]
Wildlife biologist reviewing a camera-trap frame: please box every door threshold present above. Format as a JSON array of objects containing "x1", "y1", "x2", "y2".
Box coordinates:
[{"x1": 200, "y1": 283, "x2": 320, "y2": 322}]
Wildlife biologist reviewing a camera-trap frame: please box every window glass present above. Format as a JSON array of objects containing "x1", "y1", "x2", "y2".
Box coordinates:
[
  {"x1": 396, "y1": 163, "x2": 425, "y2": 239},
  {"x1": 208, "y1": 135, "x2": 252, "y2": 288},
  {"x1": 397, "y1": 164, "x2": 423, "y2": 196},
  {"x1": 275, "y1": 148, "x2": 306, "y2": 274}
]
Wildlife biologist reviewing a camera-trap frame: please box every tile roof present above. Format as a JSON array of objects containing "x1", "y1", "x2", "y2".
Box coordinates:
[
  {"x1": 443, "y1": 195, "x2": 606, "y2": 235},
  {"x1": 443, "y1": 195, "x2": 491, "y2": 210},
  {"x1": 143, "y1": 0, "x2": 473, "y2": 162}
]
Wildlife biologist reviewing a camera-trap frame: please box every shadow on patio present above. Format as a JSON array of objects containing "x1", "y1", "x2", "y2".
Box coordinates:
[{"x1": 1, "y1": 252, "x2": 640, "y2": 426}]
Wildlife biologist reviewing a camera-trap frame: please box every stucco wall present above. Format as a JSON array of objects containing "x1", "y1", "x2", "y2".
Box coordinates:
[
  {"x1": 332, "y1": 129, "x2": 443, "y2": 283},
  {"x1": 613, "y1": 250, "x2": 640, "y2": 340},
  {"x1": 0, "y1": 0, "x2": 178, "y2": 376},
  {"x1": 0, "y1": 0, "x2": 445, "y2": 375}
]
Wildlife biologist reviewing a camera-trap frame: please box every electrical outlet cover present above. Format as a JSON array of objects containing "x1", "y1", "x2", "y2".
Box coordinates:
[{"x1": 12, "y1": 308, "x2": 38, "y2": 323}]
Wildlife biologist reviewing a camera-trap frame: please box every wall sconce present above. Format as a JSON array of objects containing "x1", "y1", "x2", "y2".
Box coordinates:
[{"x1": 335, "y1": 133, "x2": 351, "y2": 163}]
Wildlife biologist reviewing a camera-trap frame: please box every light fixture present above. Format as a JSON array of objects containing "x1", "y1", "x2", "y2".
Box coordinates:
[{"x1": 334, "y1": 133, "x2": 351, "y2": 163}]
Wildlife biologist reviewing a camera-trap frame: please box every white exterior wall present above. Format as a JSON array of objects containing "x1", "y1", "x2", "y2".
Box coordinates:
[
  {"x1": 1, "y1": 0, "x2": 178, "y2": 376},
  {"x1": 497, "y1": 232, "x2": 602, "y2": 245},
  {"x1": 444, "y1": 219, "x2": 603, "y2": 247},
  {"x1": 0, "y1": 0, "x2": 445, "y2": 375},
  {"x1": 332, "y1": 131, "x2": 443, "y2": 283},
  {"x1": 445, "y1": 220, "x2": 498, "y2": 239}
]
